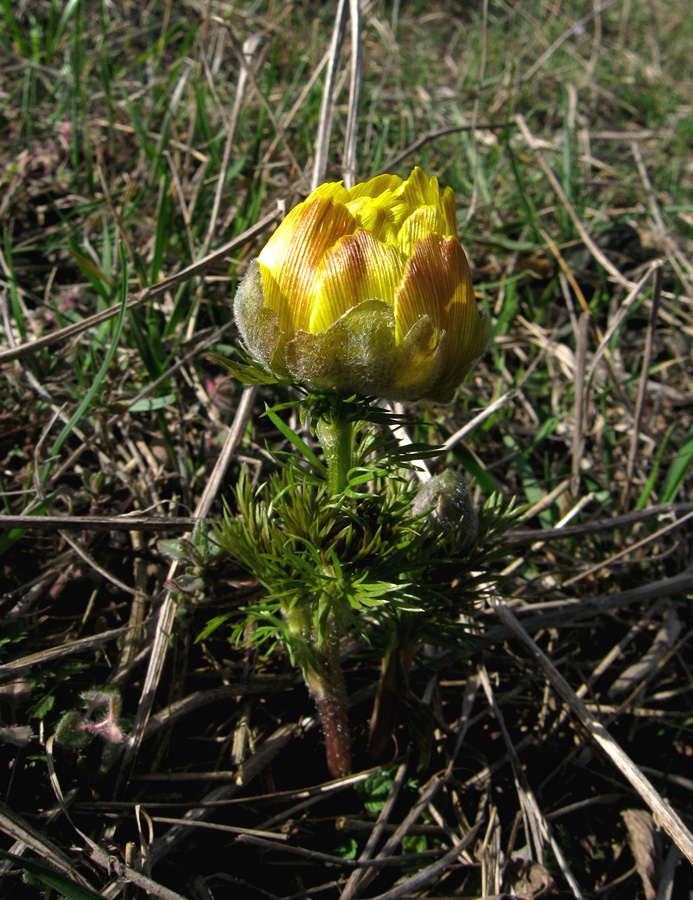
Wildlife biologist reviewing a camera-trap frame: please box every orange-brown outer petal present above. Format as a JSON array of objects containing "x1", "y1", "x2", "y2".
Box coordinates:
[{"x1": 394, "y1": 234, "x2": 487, "y2": 393}]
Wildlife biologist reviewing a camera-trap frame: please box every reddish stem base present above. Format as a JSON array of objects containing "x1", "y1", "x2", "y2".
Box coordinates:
[{"x1": 315, "y1": 691, "x2": 352, "y2": 778}]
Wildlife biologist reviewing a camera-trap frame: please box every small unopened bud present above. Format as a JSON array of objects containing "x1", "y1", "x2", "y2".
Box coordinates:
[
  {"x1": 412, "y1": 471, "x2": 478, "y2": 542},
  {"x1": 55, "y1": 689, "x2": 125, "y2": 749},
  {"x1": 80, "y1": 689, "x2": 124, "y2": 744},
  {"x1": 55, "y1": 710, "x2": 91, "y2": 750}
]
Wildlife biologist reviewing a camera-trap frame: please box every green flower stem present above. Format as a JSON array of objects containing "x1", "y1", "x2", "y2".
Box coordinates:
[
  {"x1": 288, "y1": 407, "x2": 356, "y2": 776},
  {"x1": 316, "y1": 416, "x2": 353, "y2": 496}
]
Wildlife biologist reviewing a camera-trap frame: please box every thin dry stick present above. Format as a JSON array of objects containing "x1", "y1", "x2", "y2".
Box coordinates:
[
  {"x1": 618, "y1": 0, "x2": 632, "y2": 46},
  {"x1": 341, "y1": 0, "x2": 362, "y2": 189},
  {"x1": 479, "y1": 669, "x2": 543, "y2": 865},
  {"x1": 205, "y1": 34, "x2": 263, "y2": 249},
  {"x1": 0, "y1": 211, "x2": 280, "y2": 366},
  {"x1": 142, "y1": 679, "x2": 299, "y2": 740},
  {"x1": 631, "y1": 141, "x2": 693, "y2": 295},
  {"x1": 0, "y1": 802, "x2": 98, "y2": 896},
  {"x1": 466, "y1": 0, "x2": 489, "y2": 226},
  {"x1": 0, "y1": 514, "x2": 199, "y2": 532},
  {"x1": 0, "y1": 291, "x2": 103, "y2": 481},
  {"x1": 443, "y1": 390, "x2": 518, "y2": 452},
  {"x1": 0, "y1": 801, "x2": 97, "y2": 889},
  {"x1": 623, "y1": 265, "x2": 663, "y2": 503},
  {"x1": 507, "y1": 501, "x2": 693, "y2": 544},
  {"x1": 348, "y1": 772, "x2": 448, "y2": 900},
  {"x1": 115, "y1": 318, "x2": 236, "y2": 421},
  {"x1": 571, "y1": 311, "x2": 590, "y2": 496},
  {"x1": 489, "y1": 596, "x2": 693, "y2": 864},
  {"x1": 144, "y1": 723, "x2": 299, "y2": 869},
  {"x1": 88, "y1": 117, "x2": 208, "y2": 165},
  {"x1": 255, "y1": 777, "x2": 377, "y2": 835},
  {"x1": 583, "y1": 263, "x2": 660, "y2": 393},
  {"x1": 312, "y1": 0, "x2": 349, "y2": 190},
  {"x1": 403, "y1": 389, "x2": 518, "y2": 483},
  {"x1": 343, "y1": 709, "x2": 477, "y2": 899},
  {"x1": 117, "y1": 386, "x2": 257, "y2": 786},
  {"x1": 516, "y1": 114, "x2": 627, "y2": 285},
  {"x1": 541, "y1": 227, "x2": 591, "y2": 317},
  {"x1": 0, "y1": 627, "x2": 127, "y2": 679},
  {"x1": 164, "y1": 150, "x2": 195, "y2": 254},
  {"x1": 95, "y1": 151, "x2": 144, "y2": 290},
  {"x1": 560, "y1": 508, "x2": 693, "y2": 591},
  {"x1": 367, "y1": 822, "x2": 482, "y2": 900},
  {"x1": 374, "y1": 121, "x2": 506, "y2": 178},
  {"x1": 522, "y1": 119, "x2": 690, "y2": 317},
  {"x1": 223, "y1": 25, "x2": 308, "y2": 192},
  {"x1": 261, "y1": 49, "x2": 330, "y2": 166},
  {"x1": 586, "y1": 0, "x2": 603, "y2": 81},
  {"x1": 485, "y1": 571, "x2": 693, "y2": 639},
  {"x1": 479, "y1": 806, "x2": 501, "y2": 897},
  {"x1": 184, "y1": 33, "x2": 264, "y2": 343},
  {"x1": 59, "y1": 531, "x2": 145, "y2": 599},
  {"x1": 479, "y1": 667, "x2": 584, "y2": 898},
  {"x1": 501, "y1": 489, "x2": 593, "y2": 578}
]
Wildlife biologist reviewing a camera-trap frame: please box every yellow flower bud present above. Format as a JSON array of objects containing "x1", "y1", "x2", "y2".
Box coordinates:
[{"x1": 234, "y1": 168, "x2": 490, "y2": 402}]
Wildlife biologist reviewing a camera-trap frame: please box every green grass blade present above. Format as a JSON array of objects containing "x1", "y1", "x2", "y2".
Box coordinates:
[
  {"x1": 43, "y1": 244, "x2": 129, "y2": 484},
  {"x1": 54, "y1": 0, "x2": 81, "y2": 45},
  {"x1": 0, "y1": 850, "x2": 104, "y2": 900},
  {"x1": 264, "y1": 406, "x2": 327, "y2": 475},
  {"x1": 659, "y1": 426, "x2": 693, "y2": 503},
  {"x1": 449, "y1": 443, "x2": 496, "y2": 495},
  {"x1": 503, "y1": 432, "x2": 553, "y2": 527},
  {"x1": 505, "y1": 138, "x2": 542, "y2": 243},
  {"x1": 635, "y1": 423, "x2": 675, "y2": 510},
  {"x1": 149, "y1": 174, "x2": 171, "y2": 284},
  {"x1": 2, "y1": 0, "x2": 29, "y2": 56}
]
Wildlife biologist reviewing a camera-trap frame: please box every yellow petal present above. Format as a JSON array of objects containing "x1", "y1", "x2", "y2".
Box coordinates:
[
  {"x1": 345, "y1": 196, "x2": 399, "y2": 245},
  {"x1": 395, "y1": 167, "x2": 441, "y2": 212},
  {"x1": 441, "y1": 185, "x2": 457, "y2": 234},
  {"x1": 343, "y1": 175, "x2": 405, "y2": 244},
  {"x1": 345, "y1": 173, "x2": 403, "y2": 200},
  {"x1": 309, "y1": 229, "x2": 405, "y2": 333},
  {"x1": 397, "y1": 205, "x2": 449, "y2": 256},
  {"x1": 310, "y1": 182, "x2": 350, "y2": 203},
  {"x1": 258, "y1": 197, "x2": 356, "y2": 334}
]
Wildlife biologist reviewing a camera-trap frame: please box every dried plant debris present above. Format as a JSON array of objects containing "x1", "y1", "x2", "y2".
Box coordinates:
[
  {"x1": 621, "y1": 809, "x2": 662, "y2": 900},
  {"x1": 1, "y1": 1, "x2": 692, "y2": 898}
]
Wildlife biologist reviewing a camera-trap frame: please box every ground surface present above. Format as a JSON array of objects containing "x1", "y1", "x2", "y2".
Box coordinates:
[{"x1": 1, "y1": 1, "x2": 692, "y2": 898}]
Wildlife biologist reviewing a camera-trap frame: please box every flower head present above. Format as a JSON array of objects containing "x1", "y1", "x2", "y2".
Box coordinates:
[{"x1": 234, "y1": 168, "x2": 490, "y2": 402}]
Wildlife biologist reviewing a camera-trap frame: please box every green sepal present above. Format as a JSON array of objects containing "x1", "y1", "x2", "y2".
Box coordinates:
[
  {"x1": 232, "y1": 259, "x2": 283, "y2": 371},
  {"x1": 208, "y1": 351, "x2": 280, "y2": 386},
  {"x1": 284, "y1": 300, "x2": 450, "y2": 402}
]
